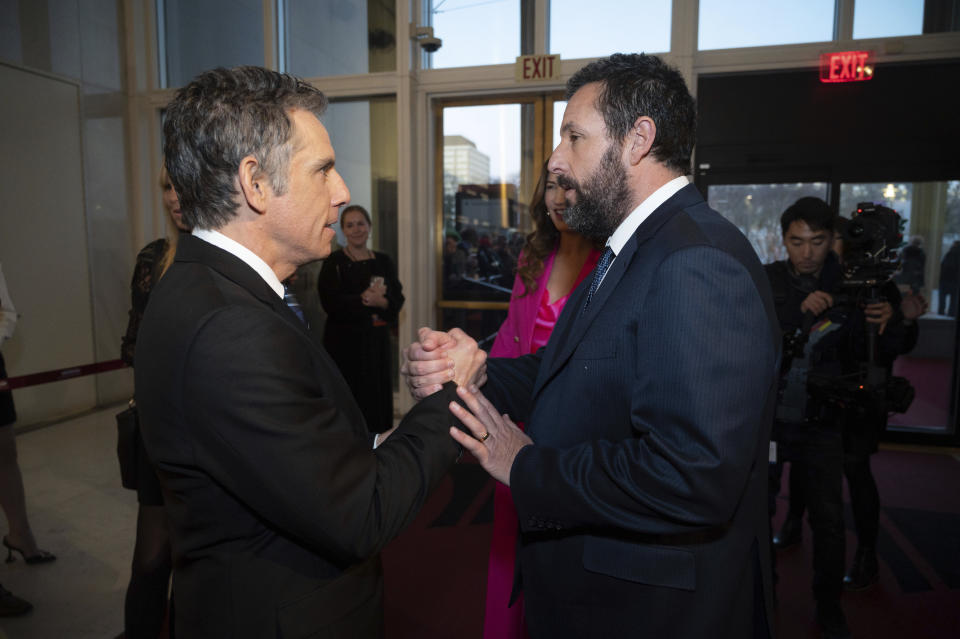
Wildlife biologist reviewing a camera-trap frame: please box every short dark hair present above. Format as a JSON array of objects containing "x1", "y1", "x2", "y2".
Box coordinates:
[
  {"x1": 780, "y1": 197, "x2": 836, "y2": 235},
  {"x1": 163, "y1": 66, "x2": 328, "y2": 229},
  {"x1": 566, "y1": 53, "x2": 696, "y2": 175},
  {"x1": 341, "y1": 205, "x2": 371, "y2": 225}
]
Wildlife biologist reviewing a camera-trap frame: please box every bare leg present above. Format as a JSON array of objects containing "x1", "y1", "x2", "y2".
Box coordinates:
[
  {"x1": 0, "y1": 426, "x2": 41, "y2": 556},
  {"x1": 124, "y1": 504, "x2": 172, "y2": 639}
]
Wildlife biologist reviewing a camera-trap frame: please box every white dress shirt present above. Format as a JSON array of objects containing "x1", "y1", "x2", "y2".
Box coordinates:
[
  {"x1": 597, "y1": 175, "x2": 690, "y2": 289},
  {"x1": 192, "y1": 229, "x2": 285, "y2": 299}
]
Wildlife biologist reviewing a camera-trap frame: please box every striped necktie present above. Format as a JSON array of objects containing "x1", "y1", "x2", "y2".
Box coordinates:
[
  {"x1": 582, "y1": 246, "x2": 614, "y2": 313},
  {"x1": 283, "y1": 285, "x2": 307, "y2": 326}
]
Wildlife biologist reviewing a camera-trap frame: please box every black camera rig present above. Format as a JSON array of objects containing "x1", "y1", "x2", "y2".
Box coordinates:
[{"x1": 776, "y1": 202, "x2": 914, "y2": 425}]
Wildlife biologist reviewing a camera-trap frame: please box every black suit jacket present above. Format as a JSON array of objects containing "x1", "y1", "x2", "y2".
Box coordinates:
[
  {"x1": 136, "y1": 234, "x2": 464, "y2": 638},
  {"x1": 485, "y1": 184, "x2": 780, "y2": 638}
]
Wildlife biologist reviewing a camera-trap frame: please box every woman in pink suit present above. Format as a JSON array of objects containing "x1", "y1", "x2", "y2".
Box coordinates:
[{"x1": 484, "y1": 163, "x2": 601, "y2": 638}]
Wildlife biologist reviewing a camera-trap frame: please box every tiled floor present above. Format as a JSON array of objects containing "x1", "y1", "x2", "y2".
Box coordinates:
[{"x1": 0, "y1": 404, "x2": 134, "y2": 639}]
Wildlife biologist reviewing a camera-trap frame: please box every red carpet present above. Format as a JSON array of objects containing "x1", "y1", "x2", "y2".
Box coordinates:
[{"x1": 382, "y1": 448, "x2": 960, "y2": 638}]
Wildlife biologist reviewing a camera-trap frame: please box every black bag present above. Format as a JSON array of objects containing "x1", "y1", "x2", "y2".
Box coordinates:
[{"x1": 116, "y1": 399, "x2": 139, "y2": 490}]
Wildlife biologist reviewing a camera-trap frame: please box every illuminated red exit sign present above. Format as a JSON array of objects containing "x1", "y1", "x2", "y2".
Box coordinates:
[{"x1": 820, "y1": 51, "x2": 874, "y2": 83}]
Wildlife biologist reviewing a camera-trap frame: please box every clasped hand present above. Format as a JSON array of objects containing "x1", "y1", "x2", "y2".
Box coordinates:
[
  {"x1": 400, "y1": 327, "x2": 532, "y2": 485},
  {"x1": 400, "y1": 327, "x2": 487, "y2": 399}
]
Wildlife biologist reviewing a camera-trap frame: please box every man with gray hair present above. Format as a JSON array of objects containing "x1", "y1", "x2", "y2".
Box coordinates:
[{"x1": 136, "y1": 66, "x2": 482, "y2": 638}]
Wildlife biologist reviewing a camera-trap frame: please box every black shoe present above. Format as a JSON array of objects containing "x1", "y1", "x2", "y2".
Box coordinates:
[
  {"x1": 0, "y1": 583, "x2": 33, "y2": 617},
  {"x1": 815, "y1": 601, "x2": 851, "y2": 639},
  {"x1": 773, "y1": 515, "x2": 802, "y2": 550},
  {"x1": 844, "y1": 545, "x2": 879, "y2": 591},
  {"x1": 2, "y1": 536, "x2": 56, "y2": 565}
]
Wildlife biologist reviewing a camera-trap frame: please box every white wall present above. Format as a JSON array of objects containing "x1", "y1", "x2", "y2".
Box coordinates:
[{"x1": 0, "y1": 64, "x2": 100, "y2": 424}]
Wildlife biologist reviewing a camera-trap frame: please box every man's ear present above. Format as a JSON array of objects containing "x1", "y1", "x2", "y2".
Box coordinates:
[
  {"x1": 237, "y1": 155, "x2": 269, "y2": 214},
  {"x1": 627, "y1": 116, "x2": 656, "y2": 166}
]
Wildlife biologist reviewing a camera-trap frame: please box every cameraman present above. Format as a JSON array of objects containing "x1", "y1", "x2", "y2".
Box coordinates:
[
  {"x1": 768, "y1": 198, "x2": 922, "y2": 638},
  {"x1": 766, "y1": 197, "x2": 850, "y2": 638},
  {"x1": 833, "y1": 216, "x2": 924, "y2": 592}
]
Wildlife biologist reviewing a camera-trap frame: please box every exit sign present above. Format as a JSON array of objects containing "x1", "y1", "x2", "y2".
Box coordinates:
[
  {"x1": 515, "y1": 54, "x2": 561, "y2": 82},
  {"x1": 820, "y1": 51, "x2": 874, "y2": 83}
]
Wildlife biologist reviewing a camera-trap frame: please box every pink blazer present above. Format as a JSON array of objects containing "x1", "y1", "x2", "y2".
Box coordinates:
[
  {"x1": 489, "y1": 249, "x2": 556, "y2": 358},
  {"x1": 483, "y1": 248, "x2": 555, "y2": 639}
]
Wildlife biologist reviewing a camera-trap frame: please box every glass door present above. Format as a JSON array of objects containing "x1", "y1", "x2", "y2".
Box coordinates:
[{"x1": 435, "y1": 93, "x2": 564, "y2": 349}]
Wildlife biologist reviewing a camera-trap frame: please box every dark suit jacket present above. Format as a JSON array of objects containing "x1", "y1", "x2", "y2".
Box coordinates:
[
  {"x1": 484, "y1": 184, "x2": 780, "y2": 638},
  {"x1": 136, "y1": 234, "x2": 464, "y2": 639}
]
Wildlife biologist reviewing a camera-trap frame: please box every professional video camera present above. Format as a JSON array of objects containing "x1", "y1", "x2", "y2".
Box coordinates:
[
  {"x1": 776, "y1": 202, "x2": 914, "y2": 425},
  {"x1": 838, "y1": 201, "x2": 904, "y2": 288}
]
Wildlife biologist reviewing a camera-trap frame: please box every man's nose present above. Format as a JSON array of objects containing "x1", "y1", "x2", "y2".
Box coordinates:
[
  {"x1": 331, "y1": 170, "x2": 350, "y2": 208},
  {"x1": 547, "y1": 143, "x2": 566, "y2": 175}
]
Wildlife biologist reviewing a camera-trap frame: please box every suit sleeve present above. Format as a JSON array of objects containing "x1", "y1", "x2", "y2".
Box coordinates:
[
  {"x1": 483, "y1": 351, "x2": 543, "y2": 424},
  {"x1": 181, "y1": 306, "x2": 464, "y2": 564},
  {"x1": 510, "y1": 246, "x2": 777, "y2": 535}
]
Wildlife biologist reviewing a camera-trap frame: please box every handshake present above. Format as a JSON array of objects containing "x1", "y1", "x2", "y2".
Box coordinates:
[
  {"x1": 401, "y1": 327, "x2": 487, "y2": 398},
  {"x1": 400, "y1": 327, "x2": 532, "y2": 486}
]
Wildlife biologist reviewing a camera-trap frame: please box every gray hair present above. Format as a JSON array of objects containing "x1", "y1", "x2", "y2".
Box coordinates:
[{"x1": 163, "y1": 66, "x2": 328, "y2": 229}]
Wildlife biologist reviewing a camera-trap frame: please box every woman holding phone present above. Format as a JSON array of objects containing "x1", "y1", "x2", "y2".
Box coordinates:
[{"x1": 319, "y1": 205, "x2": 405, "y2": 433}]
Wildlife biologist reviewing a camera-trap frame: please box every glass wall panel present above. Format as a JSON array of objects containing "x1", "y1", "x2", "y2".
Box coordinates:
[
  {"x1": 323, "y1": 97, "x2": 398, "y2": 261},
  {"x1": 284, "y1": 0, "x2": 396, "y2": 77},
  {"x1": 707, "y1": 182, "x2": 829, "y2": 264},
  {"x1": 0, "y1": 2, "x2": 21, "y2": 64},
  {"x1": 853, "y1": 0, "x2": 924, "y2": 39},
  {"x1": 698, "y1": 0, "x2": 834, "y2": 51},
  {"x1": 0, "y1": 0, "x2": 122, "y2": 89},
  {"x1": 839, "y1": 180, "x2": 960, "y2": 434},
  {"x1": 429, "y1": 0, "x2": 520, "y2": 68},
  {"x1": 160, "y1": 0, "x2": 263, "y2": 88},
  {"x1": 441, "y1": 103, "x2": 530, "y2": 305},
  {"x1": 839, "y1": 182, "x2": 912, "y2": 230},
  {"x1": 549, "y1": 0, "x2": 670, "y2": 58},
  {"x1": 553, "y1": 100, "x2": 566, "y2": 149}
]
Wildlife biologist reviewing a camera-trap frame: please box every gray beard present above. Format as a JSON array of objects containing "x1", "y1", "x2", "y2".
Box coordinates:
[{"x1": 559, "y1": 144, "x2": 632, "y2": 243}]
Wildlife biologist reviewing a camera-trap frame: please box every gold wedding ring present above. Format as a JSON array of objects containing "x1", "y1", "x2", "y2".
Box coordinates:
[{"x1": 478, "y1": 431, "x2": 490, "y2": 442}]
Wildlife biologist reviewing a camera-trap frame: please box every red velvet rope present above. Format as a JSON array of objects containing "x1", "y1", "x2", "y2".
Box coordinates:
[{"x1": 0, "y1": 359, "x2": 127, "y2": 391}]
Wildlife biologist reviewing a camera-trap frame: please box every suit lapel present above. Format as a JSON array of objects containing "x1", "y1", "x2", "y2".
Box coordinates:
[
  {"x1": 532, "y1": 184, "x2": 705, "y2": 397},
  {"x1": 178, "y1": 234, "x2": 311, "y2": 338}
]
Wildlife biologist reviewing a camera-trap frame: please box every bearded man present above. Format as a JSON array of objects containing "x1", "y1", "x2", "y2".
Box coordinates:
[{"x1": 404, "y1": 53, "x2": 779, "y2": 638}]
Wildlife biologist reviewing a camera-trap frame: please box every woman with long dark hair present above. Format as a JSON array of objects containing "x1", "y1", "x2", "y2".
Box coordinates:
[{"x1": 483, "y1": 163, "x2": 602, "y2": 638}]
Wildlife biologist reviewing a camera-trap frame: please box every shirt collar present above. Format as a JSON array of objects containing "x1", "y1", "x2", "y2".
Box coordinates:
[
  {"x1": 606, "y1": 175, "x2": 690, "y2": 256},
  {"x1": 192, "y1": 228, "x2": 285, "y2": 298}
]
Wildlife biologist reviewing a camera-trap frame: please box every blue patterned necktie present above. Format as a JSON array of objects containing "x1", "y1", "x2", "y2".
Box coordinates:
[
  {"x1": 582, "y1": 246, "x2": 614, "y2": 313},
  {"x1": 283, "y1": 285, "x2": 307, "y2": 326}
]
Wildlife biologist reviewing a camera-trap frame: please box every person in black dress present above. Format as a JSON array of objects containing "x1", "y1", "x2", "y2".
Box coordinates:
[
  {"x1": 319, "y1": 205, "x2": 404, "y2": 433},
  {"x1": 118, "y1": 165, "x2": 189, "y2": 638}
]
